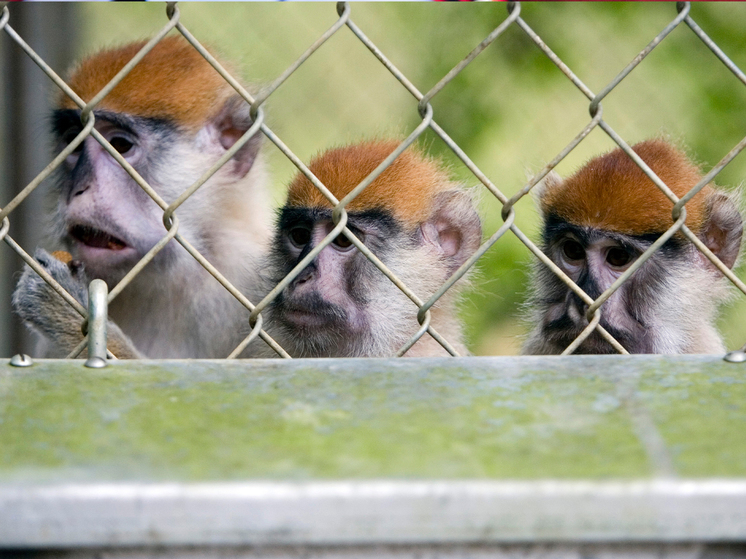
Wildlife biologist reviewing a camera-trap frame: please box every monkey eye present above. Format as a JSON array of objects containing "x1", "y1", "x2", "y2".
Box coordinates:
[
  {"x1": 109, "y1": 137, "x2": 134, "y2": 155},
  {"x1": 606, "y1": 247, "x2": 634, "y2": 268},
  {"x1": 332, "y1": 232, "x2": 354, "y2": 250},
  {"x1": 61, "y1": 129, "x2": 84, "y2": 153},
  {"x1": 288, "y1": 226, "x2": 311, "y2": 248},
  {"x1": 562, "y1": 239, "x2": 585, "y2": 261}
]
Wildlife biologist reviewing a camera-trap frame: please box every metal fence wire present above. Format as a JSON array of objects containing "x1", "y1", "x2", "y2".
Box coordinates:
[{"x1": 1, "y1": 1, "x2": 746, "y2": 360}]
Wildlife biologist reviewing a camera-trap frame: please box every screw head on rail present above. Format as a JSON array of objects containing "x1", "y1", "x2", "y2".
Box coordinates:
[
  {"x1": 9, "y1": 354, "x2": 33, "y2": 367},
  {"x1": 724, "y1": 350, "x2": 746, "y2": 363}
]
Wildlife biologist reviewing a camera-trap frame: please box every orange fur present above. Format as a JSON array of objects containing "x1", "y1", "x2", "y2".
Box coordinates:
[
  {"x1": 286, "y1": 141, "x2": 454, "y2": 228},
  {"x1": 51, "y1": 251, "x2": 72, "y2": 264},
  {"x1": 542, "y1": 140, "x2": 712, "y2": 235},
  {"x1": 60, "y1": 37, "x2": 234, "y2": 130}
]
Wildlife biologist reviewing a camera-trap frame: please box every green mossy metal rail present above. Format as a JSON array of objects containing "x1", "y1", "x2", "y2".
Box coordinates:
[{"x1": 1, "y1": 356, "x2": 745, "y2": 547}]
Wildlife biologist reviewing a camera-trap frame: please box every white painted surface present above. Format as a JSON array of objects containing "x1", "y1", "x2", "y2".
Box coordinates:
[{"x1": 2, "y1": 480, "x2": 746, "y2": 547}]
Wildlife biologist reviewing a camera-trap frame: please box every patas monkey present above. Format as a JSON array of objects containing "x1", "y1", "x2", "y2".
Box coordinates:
[
  {"x1": 13, "y1": 37, "x2": 272, "y2": 358},
  {"x1": 264, "y1": 140, "x2": 482, "y2": 357},
  {"x1": 524, "y1": 139, "x2": 743, "y2": 354}
]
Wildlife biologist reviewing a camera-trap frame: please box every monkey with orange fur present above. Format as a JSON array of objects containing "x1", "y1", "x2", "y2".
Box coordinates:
[
  {"x1": 264, "y1": 140, "x2": 482, "y2": 357},
  {"x1": 524, "y1": 139, "x2": 743, "y2": 355},
  {"x1": 13, "y1": 37, "x2": 272, "y2": 358}
]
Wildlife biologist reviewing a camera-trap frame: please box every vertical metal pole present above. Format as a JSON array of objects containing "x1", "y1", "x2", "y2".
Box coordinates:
[
  {"x1": 85, "y1": 279, "x2": 108, "y2": 369},
  {"x1": 0, "y1": 5, "x2": 10, "y2": 358},
  {"x1": 0, "y1": 3, "x2": 79, "y2": 357}
]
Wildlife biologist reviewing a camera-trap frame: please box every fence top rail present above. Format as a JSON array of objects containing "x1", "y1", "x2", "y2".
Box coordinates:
[
  {"x1": 2, "y1": 355, "x2": 746, "y2": 546},
  {"x1": 2, "y1": 355, "x2": 745, "y2": 484}
]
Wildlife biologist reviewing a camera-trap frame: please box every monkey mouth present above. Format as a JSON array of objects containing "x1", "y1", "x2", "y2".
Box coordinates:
[
  {"x1": 543, "y1": 319, "x2": 644, "y2": 354},
  {"x1": 276, "y1": 293, "x2": 348, "y2": 331},
  {"x1": 283, "y1": 307, "x2": 345, "y2": 329},
  {"x1": 70, "y1": 225, "x2": 128, "y2": 251}
]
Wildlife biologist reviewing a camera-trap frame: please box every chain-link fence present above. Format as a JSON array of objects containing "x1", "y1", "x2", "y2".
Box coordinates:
[{"x1": 1, "y1": 1, "x2": 745, "y2": 360}]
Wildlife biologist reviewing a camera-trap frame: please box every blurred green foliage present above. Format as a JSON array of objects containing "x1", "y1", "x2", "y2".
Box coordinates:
[{"x1": 79, "y1": 2, "x2": 746, "y2": 355}]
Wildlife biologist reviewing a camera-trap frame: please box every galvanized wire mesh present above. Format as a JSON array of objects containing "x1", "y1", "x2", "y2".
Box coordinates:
[{"x1": 1, "y1": 1, "x2": 745, "y2": 359}]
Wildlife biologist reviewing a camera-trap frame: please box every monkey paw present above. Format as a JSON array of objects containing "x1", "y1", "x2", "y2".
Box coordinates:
[{"x1": 12, "y1": 248, "x2": 89, "y2": 340}]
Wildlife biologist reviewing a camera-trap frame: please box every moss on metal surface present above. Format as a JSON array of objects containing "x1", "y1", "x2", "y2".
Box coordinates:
[
  {"x1": 1, "y1": 356, "x2": 743, "y2": 482},
  {"x1": 639, "y1": 367, "x2": 746, "y2": 476}
]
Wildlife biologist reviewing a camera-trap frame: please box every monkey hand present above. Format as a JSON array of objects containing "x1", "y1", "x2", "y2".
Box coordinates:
[
  {"x1": 12, "y1": 248, "x2": 90, "y2": 353},
  {"x1": 12, "y1": 249, "x2": 143, "y2": 359}
]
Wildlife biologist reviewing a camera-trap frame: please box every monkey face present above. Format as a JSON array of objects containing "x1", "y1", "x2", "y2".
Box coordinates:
[
  {"x1": 537, "y1": 220, "x2": 671, "y2": 354},
  {"x1": 268, "y1": 207, "x2": 401, "y2": 356},
  {"x1": 52, "y1": 110, "x2": 182, "y2": 284}
]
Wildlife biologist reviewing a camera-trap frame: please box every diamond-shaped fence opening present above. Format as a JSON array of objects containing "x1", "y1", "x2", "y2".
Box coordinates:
[{"x1": 1, "y1": 1, "x2": 745, "y2": 359}]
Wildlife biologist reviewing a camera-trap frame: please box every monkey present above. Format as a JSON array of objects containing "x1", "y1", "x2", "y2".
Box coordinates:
[
  {"x1": 261, "y1": 140, "x2": 482, "y2": 358},
  {"x1": 523, "y1": 139, "x2": 743, "y2": 355},
  {"x1": 12, "y1": 36, "x2": 273, "y2": 358}
]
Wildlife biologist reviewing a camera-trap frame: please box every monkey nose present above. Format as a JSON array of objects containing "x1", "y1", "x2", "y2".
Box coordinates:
[
  {"x1": 291, "y1": 265, "x2": 316, "y2": 288},
  {"x1": 568, "y1": 293, "x2": 589, "y2": 323},
  {"x1": 70, "y1": 183, "x2": 90, "y2": 199}
]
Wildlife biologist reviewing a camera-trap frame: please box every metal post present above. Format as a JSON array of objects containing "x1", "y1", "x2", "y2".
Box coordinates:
[
  {"x1": 0, "y1": 2, "x2": 79, "y2": 357},
  {"x1": 84, "y1": 279, "x2": 108, "y2": 369}
]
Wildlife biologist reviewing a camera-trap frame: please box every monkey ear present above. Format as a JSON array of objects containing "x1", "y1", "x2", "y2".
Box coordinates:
[
  {"x1": 420, "y1": 190, "x2": 482, "y2": 274},
  {"x1": 698, "y1": 190, "x2": 743, "y2": 270},
  {"x1": 531, "y1": 170, "x2": 563, "y2": 215},
  {"x1": 209, "y1": 96, "x2": 262, "y2": 178}
]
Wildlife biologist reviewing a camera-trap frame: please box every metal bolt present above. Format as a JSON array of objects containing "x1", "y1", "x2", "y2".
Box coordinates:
[
  {"x1": 724, "y1": 350, "x2": 746, "y2": 363},
  {"x1": 84, "y1": 279, "x2": 108, "y2": 369},
  {"x1": 84, "y1": 356, "x2": 107, "y2": 369},
  {"x1": 9, "y1": 354, "x2": 33, "y2": 367}
]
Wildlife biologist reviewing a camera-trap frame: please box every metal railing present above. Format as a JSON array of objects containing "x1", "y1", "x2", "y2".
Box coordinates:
[{"x1": 1, "y1": 1, "x2": 745, "y2": 360}]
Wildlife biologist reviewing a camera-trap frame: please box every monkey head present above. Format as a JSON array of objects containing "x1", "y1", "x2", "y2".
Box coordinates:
[
  {"x1": 267, "y1": 141, "x2": 482, "y2": 357},
  {"x1": 525, "y1": 139, "x2": 743, "y2": 354},
  {"x1": 51, "y1": 37, "x2": 266, "y2": 285}
]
